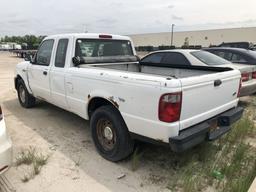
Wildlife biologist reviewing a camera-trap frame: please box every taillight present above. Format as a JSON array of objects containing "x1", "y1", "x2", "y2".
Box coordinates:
[
  {"x1": 252, "y1": 71, "x2": 256, "y2": 79},
  {"x1": 241, "y1": 73, "x2": 249, "y2": 82},
  {"x1": 158, "y1": 92, "x2": 182, "y2": 123},
  {"x1": 0, "y1": 106, "x2": 2, "y2": 121},
  {"x1": 238, "y1": 78, "x2": 242, "y2": 97}
]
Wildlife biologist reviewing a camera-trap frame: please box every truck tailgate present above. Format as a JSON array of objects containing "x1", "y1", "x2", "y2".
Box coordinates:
[{"x1": 179, "y1": 69, "x2": 241, "y2": 130}]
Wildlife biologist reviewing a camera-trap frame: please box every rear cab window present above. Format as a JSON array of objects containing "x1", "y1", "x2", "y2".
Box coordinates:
[
  {"x1": 55, "y1": 39, "x2": 69, "y2": 68},
  {"x1": 75, "y1": 39, "x2": 133, "y2": 57},
  {"x1": 74, "y1": 38, "x2": 136, "y2": 64}
]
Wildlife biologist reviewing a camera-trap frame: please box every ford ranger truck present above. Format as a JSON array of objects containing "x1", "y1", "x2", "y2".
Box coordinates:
[{"x1": 15, "y1": 33, "x2": 243, "y2": 161}]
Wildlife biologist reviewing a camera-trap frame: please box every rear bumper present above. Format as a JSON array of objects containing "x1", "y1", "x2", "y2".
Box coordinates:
[
  {"x1": 240, "y1": 80, "x2": 256, "y2": 97},
  {"x1": 169, "y1": 107, "x2": 244, "y2": 152}
]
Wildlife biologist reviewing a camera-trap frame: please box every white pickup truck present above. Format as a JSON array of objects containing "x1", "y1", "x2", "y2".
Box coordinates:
[{"x1": 15, "y1": 33, "x2": 243, "y2": 161}]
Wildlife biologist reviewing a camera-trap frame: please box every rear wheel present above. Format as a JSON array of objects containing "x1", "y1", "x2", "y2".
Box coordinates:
[
  {"x1": 17, "y1": 79, "x2": 36, "y2": 108},
  {"x1": 90, "y1": 105, "x2": 134, "y2": 161}
]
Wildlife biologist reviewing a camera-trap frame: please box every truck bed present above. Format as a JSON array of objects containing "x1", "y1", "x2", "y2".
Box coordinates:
[
  {"x1": 83, "y1": 62, "x2": 232, "y2": 79},
  {"x1": 81, "y1": 62, "x2": 240, "y2": 132}
]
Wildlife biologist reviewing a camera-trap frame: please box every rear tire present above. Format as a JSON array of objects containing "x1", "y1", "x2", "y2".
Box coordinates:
[
  {"x1": 90, "y1": 105, "x2": 134, "y2": 162},
  {"x1": 17, "y1": 79, "x2": 36, "y2": 108}
]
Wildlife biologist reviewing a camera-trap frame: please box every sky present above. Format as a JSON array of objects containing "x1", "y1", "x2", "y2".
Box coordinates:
[{"x1": 0, "y1": 0, "x2": 256, "y2": 36}]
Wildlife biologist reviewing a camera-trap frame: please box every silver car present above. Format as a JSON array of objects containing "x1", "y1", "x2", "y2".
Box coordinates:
[{"x1": 141, "y1": 49, "x2": 256, "y2": 97}]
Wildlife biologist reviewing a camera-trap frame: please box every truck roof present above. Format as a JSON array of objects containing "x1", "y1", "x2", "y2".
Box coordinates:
[{"x1": 44, "y1": 33, "x2": 131, "y2": 41}]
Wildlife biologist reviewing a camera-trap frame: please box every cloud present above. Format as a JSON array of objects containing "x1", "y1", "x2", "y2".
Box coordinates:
[
  {"x1": 96, "y1": 19, "x2": 117, "y2": 24},
  {"x1": 8, "y1": 19, "x2": 29, "y2": 24},
  {"x1": 0, "y1": 0, "x2": 256, "y2": 36},
  {"x1": 172, "y1": 15, "x2": 183, "y2": 21}
]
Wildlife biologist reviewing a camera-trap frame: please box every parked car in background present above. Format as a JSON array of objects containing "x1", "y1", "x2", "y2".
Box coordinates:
[
  {"x1": 141, "y1": 50, "x2": 256, "y2": 97},
  {"x1": 0, "y1": 105, "x2": 12, "y2": 174},
  {"x1": 204, "y1": 47, "x2": 256, "y2": 65},
  {"x1": 217, "y1": 42, "x2": 253, "y2": 50}
]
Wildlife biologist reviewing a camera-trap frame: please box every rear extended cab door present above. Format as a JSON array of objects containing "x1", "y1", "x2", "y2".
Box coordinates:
[{"x1": 49, "y1": 36, "x2": 72, "y2": 109}]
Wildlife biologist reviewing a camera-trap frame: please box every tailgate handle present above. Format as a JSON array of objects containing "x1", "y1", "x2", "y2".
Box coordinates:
[{"x1": 214, "y1": 79, "x2": 222, "y2": 87}]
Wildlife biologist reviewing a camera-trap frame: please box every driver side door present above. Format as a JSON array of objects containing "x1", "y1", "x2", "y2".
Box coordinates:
[{"x1": 27, "y1": 39, "x2": 54, "y2": 101}]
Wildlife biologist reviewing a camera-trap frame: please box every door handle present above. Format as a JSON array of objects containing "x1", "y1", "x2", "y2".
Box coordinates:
[
  {"x1": 43, "y1": 71, "x2": 48, "y2": 76},
  {"x1": 214, "y1": 79, "x2": 222, "y2": 87}
]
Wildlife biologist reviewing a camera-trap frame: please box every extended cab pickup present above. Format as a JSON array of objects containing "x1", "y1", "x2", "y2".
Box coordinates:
[{"x1": 15, "y1": 33, "x2": 243, "y2": 161}]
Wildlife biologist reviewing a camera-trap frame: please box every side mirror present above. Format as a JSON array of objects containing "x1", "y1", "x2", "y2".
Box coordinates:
[
  {"x1": 24, "y1": 54, "x2": 32, "y2": 62},
  {"x1": 72, "y1": 56, "x2": 81, "y2": 66},
  {"x1": 30, "y1": 53, "x2": 37, "y2": 64}
]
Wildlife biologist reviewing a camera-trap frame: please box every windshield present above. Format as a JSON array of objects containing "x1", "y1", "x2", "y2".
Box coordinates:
[
  {"x1": 75, "y1": 39, "x2": 133, "y2": 57},
  {"x1": 191, "y1": 51, "x2": 231, "y2": 65}
]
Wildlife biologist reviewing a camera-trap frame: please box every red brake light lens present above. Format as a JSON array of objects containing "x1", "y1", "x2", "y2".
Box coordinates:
[
  {"x1": 158, "y1": 92, "x2": 182, "y2": 123},
  {"x1": 241, "y1": 73, "x2": 249, "y2": 82},
  {"x1": 99, "y1": 34, "x2": 112, "y2": 39},
  {"x1": 252, "y1": 71, "x2": 256, "y2": 79}
]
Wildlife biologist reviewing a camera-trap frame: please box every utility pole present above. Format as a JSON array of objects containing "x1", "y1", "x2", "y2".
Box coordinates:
[
  {"x1": 84, "y1": 25, "x2": 88, "y2": 33},
  {"x1": 171, "y1": 24, "x2": 175, "y2": 46}
]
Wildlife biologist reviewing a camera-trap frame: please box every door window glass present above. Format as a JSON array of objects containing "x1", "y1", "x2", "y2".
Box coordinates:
[
  {"x1": 231, "y1": 53, "x2": 247, "y2": 63},
  {"x1": 36, "y1": 40, "x2": 54, "y2": 66},
  {"x1": 141, "y1": 53, "x2": 165, "y2": 63},
  {"x1": 161, "y1": 52, "x2": 190, "y2": 65},
  {"x1": 214, "y1": 51, "x2": 232, "y2": 60}
]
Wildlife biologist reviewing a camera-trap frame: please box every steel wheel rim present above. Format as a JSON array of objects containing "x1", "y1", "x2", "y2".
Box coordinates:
[
  {"x1": 19, "y1": 85, "x2": 26, "y2": 104},
  {"x1": 96, "y1": 118, "x2": 116, "y2": 151}
]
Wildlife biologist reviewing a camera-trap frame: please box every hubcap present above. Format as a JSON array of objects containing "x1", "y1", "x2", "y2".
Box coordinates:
[
  {"x1": 96, "y1": 119, "x2": 116, "y2": 151},
  {"x1": 19, "y1": 85, "x2": 26, "y2": 103},
  {"x1": 104, "y1": 126, "x2": 113, "y2": 140}
]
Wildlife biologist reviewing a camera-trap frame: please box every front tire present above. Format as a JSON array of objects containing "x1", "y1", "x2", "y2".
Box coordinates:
[
  {"x1": 90, "y1": 105, "x2": 134, "y2": 162},
  {"x1": 17, "y1": 79, "x2": 36, "y2": 108}
]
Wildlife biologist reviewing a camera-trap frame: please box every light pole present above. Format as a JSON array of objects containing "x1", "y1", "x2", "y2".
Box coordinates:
[{"x1": 171, "y1": 24, "x2": 175, "y2": 47}]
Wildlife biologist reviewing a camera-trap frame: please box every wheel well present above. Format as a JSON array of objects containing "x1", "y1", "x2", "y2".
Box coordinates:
[
  {"x1": 88, "y1": 97, "x2": 117, "y2": 118},
  {"x1": 15, "y1": 75, "x2": 22, "y2": 90}
]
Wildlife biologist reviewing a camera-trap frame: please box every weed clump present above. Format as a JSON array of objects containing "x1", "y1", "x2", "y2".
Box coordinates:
[{"x1": 15, "y1": 147, "x2": 49, "y2": 182}]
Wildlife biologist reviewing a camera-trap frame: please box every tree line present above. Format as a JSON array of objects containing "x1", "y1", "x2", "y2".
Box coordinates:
[{"x1": 0, "y1": 35, "x2": 46, "y2": 49}]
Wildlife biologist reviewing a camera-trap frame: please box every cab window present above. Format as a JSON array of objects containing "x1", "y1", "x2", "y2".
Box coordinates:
[
  {"x1": 36, "y1": 39, "x2": 54, "y2": 66},
  {"x1": 231, "y1": 53, "x2": 247, "y2": 63},
  {"x1": 55, "y1": 39, "x2": 69, "y2": 68},
  {"x1": 214, "y1": 51, "x2": 232, "y2": 61},
  {"x1": 161, "y1": 52, "x2": 190, "y2": 65},
  {"x1": 141, "y1": 53, "x2": 165, "y2": 63}
]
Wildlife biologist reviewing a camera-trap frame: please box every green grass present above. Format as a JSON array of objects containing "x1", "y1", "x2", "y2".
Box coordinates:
[
  {"x1": 131, "y1": 147, "x2": 144, "y2": 171},
  {"x1": 15, "y1": 147, "x2": 49, "y2": 182},
  {"x1": 166, "y1": 110, "x2": 256, "y2": 192}
]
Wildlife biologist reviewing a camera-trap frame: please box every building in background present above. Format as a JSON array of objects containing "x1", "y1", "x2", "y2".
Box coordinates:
[{"x1": 129, "y1": 27, "x2": 256, "y2": 48}]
